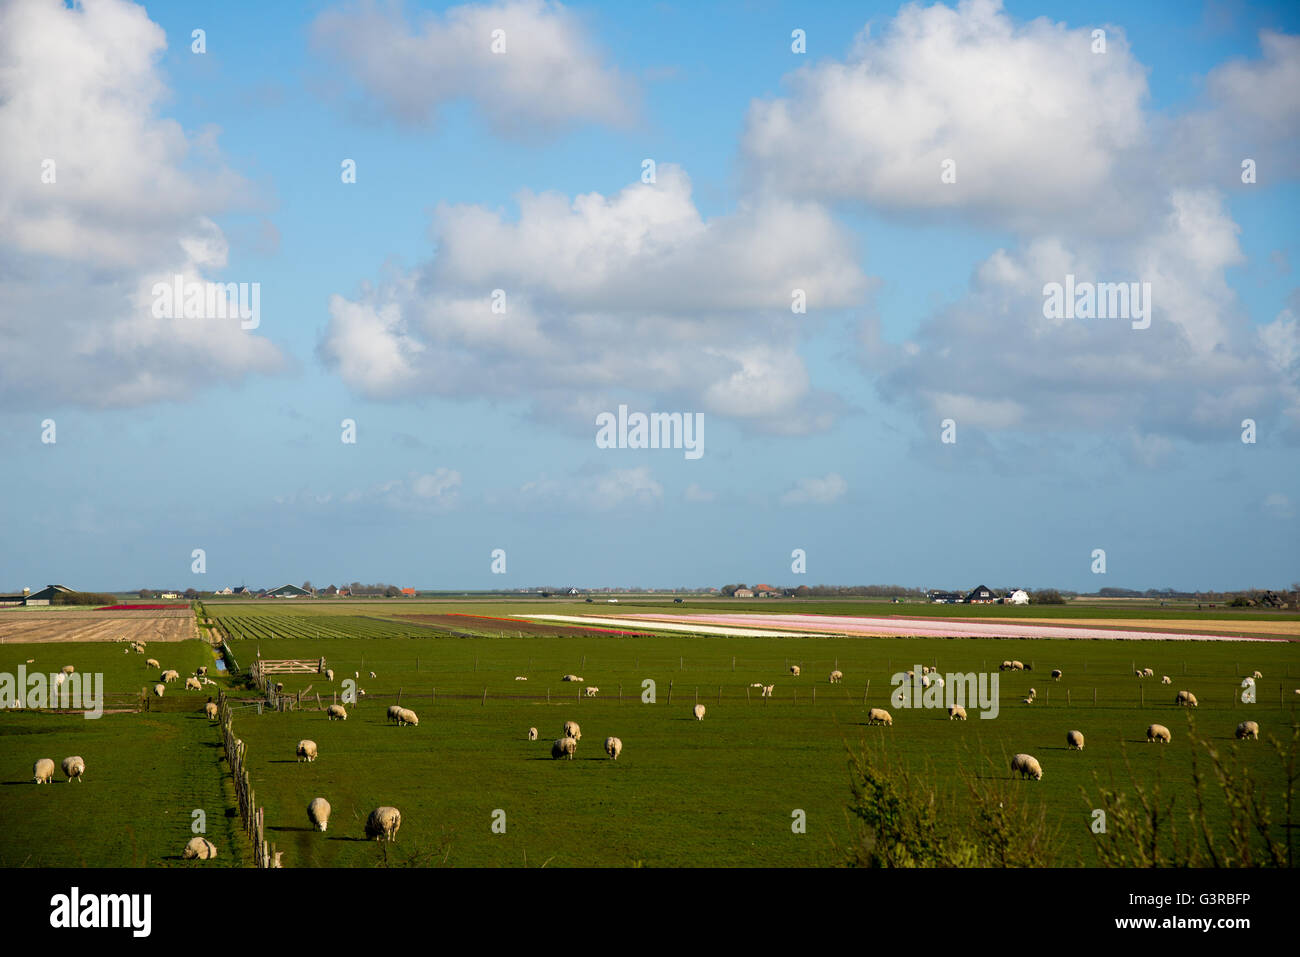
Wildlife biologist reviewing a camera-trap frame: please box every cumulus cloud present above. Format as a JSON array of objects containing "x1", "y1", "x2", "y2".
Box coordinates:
[
  {"x1": 507, "y1": 466, "x2": 663, "y2": 511},
  {"x1": 311, "y1": 0, "x2": 635, "y2": 137},
  {"x1": 779, "y1": 472, "x2": 847, "y2": 506},
  {"x1": 0, "y1": 0, "x2": 284, "y2": 408},
  {"x1": 319, "y1": 165, "x2": 870, "y2": 432}
]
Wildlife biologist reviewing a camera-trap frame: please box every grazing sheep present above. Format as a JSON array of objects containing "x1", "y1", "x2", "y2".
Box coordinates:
[
  {"x1": 1021, "y1": 697, "x2": 1034, "y2": 705},
  {"x1": 584, "y1": 687, "x2": 599, "y2": 697},
  {"x1": 387, "y1": 704, "x2": 403, "y2": 724},
  {"x1": 693, "y1": 704, "x2": 706, "y2": 721},
  {"x1": 61, "y1": 756, "x2": 85, "y2": 782},
  {"x1": 161, "y1": 669, "x2": 179, "y2": 683},
  {"x1": 948, "y1": 705, "x2": 967, "y2": 720},
  {"x1": 761, "y1": 685, "x2": 774, "y2": 698},
  {"x1": 1161, "y1": 675, "x2": 1171, "y2": 684},
  {"x1": 1027, "y1": 688, "x2": 1037, "y2": 698},
  {"x1": 1235, "y1": 720, "x2": 1259, "y2": 740},
  {"x1": 789, "y1": 665, "x2": 800, "y2": 677},
  {"x1": 204, "y1": 701, "x2": 219, "y2": 720},
  {"x1": 1176, "y1": 690, "x2": 1198, "y2": 708},
  {"x1": 1051, "y1": 669, "x2": 1062, "y2": 681},
  {"x1": 182, "y1": 837, "x2": 218, "y2": 860},
  {"x1": 552, "y1": 737, "x2": 577, "y2": 760},
  {"x1": 527, "y1": 727, "x2": 538, "y2": 741},
  {"x1": 515, "y1": 676, "x2": 528, "y2": 681},
  {"x1": 145, "y1": 658, "x2": 160, "y2": 669},
  {"x1": 296, "y1": 740, "x2": 318, "y2": 763},
  {"x1": 999, "y1": 660, "x2": 1014, "y2": 671},
  {"x1": 563, "y1": 720, "x2": 581, "y2": 740},
  {"x1": 1010, "y1": 753, "x2": 1043, "y2": 780},
  {"x1": 1144, "y1": 668, "x2": 1154, "y2": 678},
  {"x1": 1252, "y1": 670, "x2": 1262, "y2": 680},
  {"x1": 396, "y1": 708, "x2": 418, "y2": 727},
  {"x1": 326, "y1": 704, "x2": 347, "y2": 721},
  {"x1": 196, "y1": 666, "x2": 207, "y2": 677},
  {"x1": 750, "y1": 683, "x2": 764, "y2": 688},
  {"x1": 1011, "y1": 660, "x2": 1025, "y2": 671},
  {"x1": 354, "y1": 672, "x2": 359, "y2": 679},
  {"x1": 202, "y1": 677, "x2": 216, "y2": 686},
  {"x1": 184, "y1": 676, "x2": 202, "y2": 691},
  {"x1": 866, "y1": 707, "x2": 892, "y2": 726},
  {"x1": 1066, "y1": 730, "x2": 1085, "y2": 751},
  {"x1": 365, "y1": 806, "x2": 401, "y2": 842},
  {"x1": 153, "y1": 683, "x2": 165, "y2": 698},
  {"x1": 325, "y1": 669, "x2": 334, "y2": 681},
  {"x1": 33, "y1": 758, "x2": 55, "y2": 784},
  {"x1": 1147, "y1": 723, "x2": 1171, "y2": 744},
  {"x1": 369, "y1": 671, "x2": 377, "y2": 679},
  {"x1": 829, "y1": 670, "x2": 843, "y2": 684},
  {"x1": 604, "y1": 736, "x2": 622, "y2": 760},
  {"x1": 308, "y1": 797, "x2": 331, "y2": 832},
  {"x1": 932, "y1": 676, "x2": 945, "y2": 688}
]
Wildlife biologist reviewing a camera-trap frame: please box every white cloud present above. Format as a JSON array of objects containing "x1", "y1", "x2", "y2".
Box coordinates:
[
  {"x1": 0, "y1": 0, "x2": 284, "y2": 408},
  {"x1": 319, "y1": 165, "x2": 870, "y2": 432},
  {"x1": 780, "y1": 473, "x2": 847, "y2": 506},
  {"x1": 311, "y1": 0, "x2": 635, "y2": 137},
  {"x1": 511, "y1": 466, "x2": 663, "y2": 511}
]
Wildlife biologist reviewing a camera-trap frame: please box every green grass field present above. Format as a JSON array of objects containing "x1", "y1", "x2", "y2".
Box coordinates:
[{"x1": 2, "y1": 602, "x2": 1295, "y2": 867}]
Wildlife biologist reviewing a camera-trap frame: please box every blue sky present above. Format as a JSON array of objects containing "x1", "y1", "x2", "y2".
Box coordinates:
[{"x1": 1, "y1": 0, "x2": 1297, "y2": 592}]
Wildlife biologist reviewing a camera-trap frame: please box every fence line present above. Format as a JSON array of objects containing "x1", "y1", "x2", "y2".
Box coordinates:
[{"x1": 217, "y1": 691, "x2": 278, "y2": 868}]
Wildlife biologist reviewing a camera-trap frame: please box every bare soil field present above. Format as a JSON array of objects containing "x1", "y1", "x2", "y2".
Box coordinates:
[
  {"x1": 955, "y1": 617, "x2": 1300, "y2": 638},
  {"x1": 0, "y1": 608, "x2": 196, "y2": 644}
]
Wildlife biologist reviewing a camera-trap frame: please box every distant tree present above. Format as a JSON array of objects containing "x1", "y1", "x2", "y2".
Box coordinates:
[
  {"x1": 1030, "y1": 589, "x2": 1066, "y2": 605},
  {"x1": 384, "y1": 585, "x2": 400, "y2": 598},
  {"x1": 138, "y1": 588, "x2": 155, "y2": 599},
  {"x1": 184, "y1": 588, "x2": 199, "y2": 600},
  {"x1": 302, "y1": 581, "x2": 313, "y2": 592}
]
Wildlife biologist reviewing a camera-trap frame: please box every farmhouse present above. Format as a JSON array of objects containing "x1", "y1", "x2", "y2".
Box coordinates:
[
  {"x1": 753, "y1": 584, "x2": 782, "y2": 598},
  {"x1": 265, "y1": 584, "x2": 313, "y2": 599},
  {"x1": 1005, "y1": 589, "x2": 1029, "y2": 605},
  {"x1": 401, "y1": 587, "x2": 416, "y2": 597},
  {"x1": 733, "y1": 588, "x2": 755, "y2": 598},
  {"x1": 965, "y1": 585, "x2": 998, "y2": 604}
]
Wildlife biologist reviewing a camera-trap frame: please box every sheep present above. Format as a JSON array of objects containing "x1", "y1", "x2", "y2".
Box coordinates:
[
  {"x1": 1011, "y1": 660, "x2": 1025, "y2": 671},
  {"x1": 387, "y1": 704, "x2": 403, "y2": 724},
  {"x1": 184, "y1": 676, "x2": 202, "y2": 691},
  {"x1": 271, "y1": 851, "x2": 284, "y2": 868},
  {"x1": 561, "y1": 674, "x2": 582, "y2": 682},
  {"x1": 515, "y1": 676, "x2": 528, "y2": 681},
  {"x1": 761, "y1": 685, "x2": 774, "y2": 698},
  {"x1": 1051, "y1": 669, "x2": 1062, "y2": 681},
  {"x1": 866, "y1": 707, "x2": 892, "y2": 726},
  {"x1": 999, "y1": 660, "x2": 1014, "y2": 671},
  {"x1": 1144, "y1": 668, "x2": 1154, "y2": 678},
  {"x1": 365, "y1": 806, "x2": 401, "y2": 842},
  {"x1": 296, "y1": 740, "x2": 318, "y2": 763},
  {"x1": 61, "y1": 665, "x2": 75, "y2": 675},
  {"x1": 196, "y1": 666, "x2": 207, "y2": 677},
  {"x1": 326, "y1": 704, "x2": 347, "y2": 721},
  {"x1": 325, "y1": 669, "x2": 334, "y2": 681},
  {"x1": 1021, "y1": 697, "x2": 1034, "y2": 705},
  {"x1": 1176, "y1": 690, "x2": 1198, "y2": 708},
  {"x1": 563, "y1": 720, "x2": 582, "y2": 740},
  {"x1": 948, "y1": 705, "x2": 967, "y2": 720},
  {"x1": 1161, "y1": 675, "x2": 1171, "y2": 684},
  {"x1": 932, "y1": 676, "x2": 944, "y2": 688},
  {"x1": 369, "y1": 671, "x2": 377, "y2": 679},
  {"x1": 61, "y1": 756, "x2": 85, "y2": 782},
  {"x1": 1010, "y1": 753, "x2": 1043, "y2": 780},
  {"x1": 1252, "y1": 670, "x2": 1262, "y2": 680},
  {"x1": 204, "y1": 701, "x2": 219, "y2": 720},
  {"x1": 552, "y1": 736, "x2": 577, "y2": 760},
  {"x1": 1066, "y1": 730, "x2": 1085, "y2": 751},
  {"x1": 604, "y1": 736, "x2": 622, "y2": 760},
  {"x1": 829, "y1": 670, "x2": 843, "y2": 684},
  {"x1": 55, "y1": 672, "x2": 65, "y2": 687},
  {"x1": 1027, "y1": 688, "x2": 1037, "y2": 698},
  {"x1": 33, "y1": 758, "x2": 55, "y2": 784},
  {"x1": 153, "y1": 683, "x2": 165, "y2": 698},
  {"x1": 527, "y1": 727, "x2": 538, "y2": 741},
  {"x1": 354, "y1": 672, "x2": 359, "y2": 679},
  {"x1": 1147, "y1": 723, "x2": 1171, "y2": 744},
  {"x1": 161, "y1": 669, "x2": 179, "y2": 683},
  {"x1": 1235, "y1": 720, "x2": 1260, "y2": 740},
  {"x1": 750, "y1": 683, "x2": 764, "y2": 688},
  {"x1": 584, "y1": 687, "x2": 599, "y2": 697},
  {"x1": 789, "y1": 665, "x2": 800, "y2": 677},
  {"x1": 182, "y1": 837, "x2": 218, "y2": 860},
  {"x1": 693, "y1": 704, "x2": 706, "y2": 721},
  {"x1": 202, "y1": 677, "x2": 216, "y2": 686},
  {"x1": 396, "y1": 708, "x2": 418, "y2": 727},
  {"x1": 308, "y1": 797, "x2": 331, "y2": 832},
  {"x1": 145, "y1": 658, "x2": 160, "y2": 669}
]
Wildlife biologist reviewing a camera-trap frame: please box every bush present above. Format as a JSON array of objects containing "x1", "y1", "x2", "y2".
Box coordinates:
[{"x1": 51, "y1": 591, "x2": 120, "y2": 606}]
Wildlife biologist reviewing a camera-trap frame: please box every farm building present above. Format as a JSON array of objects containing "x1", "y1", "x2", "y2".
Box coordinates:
[
  {"x1": 753, "y1": 584, "x2": 782, "y2": 597},
  {"x1": 1005, "y1": 589, "x2": 1030, "y2": 605},
  {"x1": 927, "y1": 590, "x2": 963, "y2": 603},
  {"x1": 966, "y1": 585, "x2": 997, "y2": 603},
  {"x1": 401, "y1": 587, "x2": 416, "y2": 597},
  {"x1": 2, "y1": 584, "x2": 78, "y2": 606},
  {"x1": 265, "y1": 584, "x2": 313, "y2": 599},
  {"x1": 733, "y1": 588, "x2": 755, "y2": 598}
]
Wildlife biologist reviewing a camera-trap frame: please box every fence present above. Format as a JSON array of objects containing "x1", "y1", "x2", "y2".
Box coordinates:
[
  {"x1": 248, "y1": 658, "x2": 326, "y2": 712},
  {"x1": 217, "y1": 691, "x2": 278, "y2": 868}
]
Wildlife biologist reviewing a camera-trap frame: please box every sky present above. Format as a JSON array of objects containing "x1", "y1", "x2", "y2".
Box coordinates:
[{"x1": 0, "y1": 0, "x2": 1297, "y2": 593}]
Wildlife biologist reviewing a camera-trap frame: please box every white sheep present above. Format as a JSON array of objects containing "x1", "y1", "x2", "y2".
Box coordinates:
[
  {"x1": 196, "y1": 666, "x2": 207, "y2": 677},
  {"x1": 515, "y1": 676, "x2": 528, "y2": 681},
  {"x1": 750, "y1": 683, "x2": 764, "y2": 688},
  {"x1": 55, "y1": 673, "x2": 65, "y2": 687},
  {"x1": 948, "y1": 705, "x2": 967, "y2": 720},
  {"x1": 153, "y1": 683, "x2": 165, "y2": 698},
  {"x1": 182, "y1": 837, "x2": 218, "y2": 860},
  {"x1": 369, "y1": 671, "x2": 377, "y2": 679},
  {"x1": 325, "y1": 669, "x2": 335, "y2": 682},
  {"x1": 1010, "y1": 753, "x2": 1043, "y2": 780},
  {"x1": 1021, "y1": 697, "x2": 1034, "y2": 705},
  {"x1": 866, "y1": 707, "x2": 892, "y2": 726},
  {"x1": 1147, "y1": 723, "x2": 1171, "y2": 744},
  {"x1": 789, "y1": 665, "x2": 800, "y2": 677},
  {"x1": 161, "y1": 669, "x2": 179, "y2": 683},
  {"x1": 204, "y1": 701, "x2": 219, "y2": 720},
  {"x1": 1142, "y1": 668, "x2": 1154, "y2": 678},
  {"x1": 604, "y1": 736, "x2": 622, "y2": 760},
  {"x1": 552, "y1": 736, "x2": 577, "y2": 760},
  {"x1": 365, "y1": 806, "x2": 401, "y2": 842},
  {"x1": 584, "y1": 687, "x2": 599, "y2": 697},
  {"x1": 145, "y1": 658, "x2": 160, "y2": 669},
  {"x1": 527, "y1": 727, "x2": 538, "y2": 741},
  {"x1": 1011, "y1": 660, "x2": 1025, "y2": 671},
  {"x1": 1051, "y1": 669, "x2": 1062, "y2": 680},
  {"x1": 387, "y1": 704, "x2": 403, "y2": 724},
  {"x1": 563, "y1": 720, "x2": 581, "y2": 740},
  {"x1": 61, "y1": 756, "x2": 85, "y2": 782},
  {"x1": 1252, "y1": 670, "x2": 1262, "y2": 680},
  {"x1": 1066, "y1": 730, "x2": 1085, "y2": 751},
  {"x1": 693, "y1": 704, "x2": 706, "y2": 721},
  {"x1": 308, "y1": 797, "x2": 331, "y2": 832},
  {"x1": 829, "y1": 670, "x2": 843, "y2": 684},
  {"x1": 296, "y1": 739, "x2": 318, "y2": 762},
  {"x1": 61, "y1": 665, "x2": 75, "y2": 675},
  {"x1": 761, "y1": 685, "x2": 774, "y2": 698},
  {"x1": 396, "y1": 708, "x2": 418, "y2": 726},
  {"x1": 185, "y1": 676, "x2": 202, "y2": 691},
  {"x1": 326, "y1": 704, "x2": 347, "y2": 721},
  {"x1": 999, "y1": 660, "x2": 1014, "y2": 671},
  {"x1": 1235, "y1": 720, "x2": 1259, "y2": 740},
  {"x1": 33, "y1": 758, "x2": 55, "y2": 784},
  {"x1": 1176, "y1": 690, "x2": 1198, "y2": 708},
  {"x1": 932, "y1": 676, "x2": 944, "y2": 688},
  {"x1": 561, "y1": 674, "x2": 583, "y2": 682},
  {"x1": 1161, "y1": 675, "x2": 1171, "y2": 684}
]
